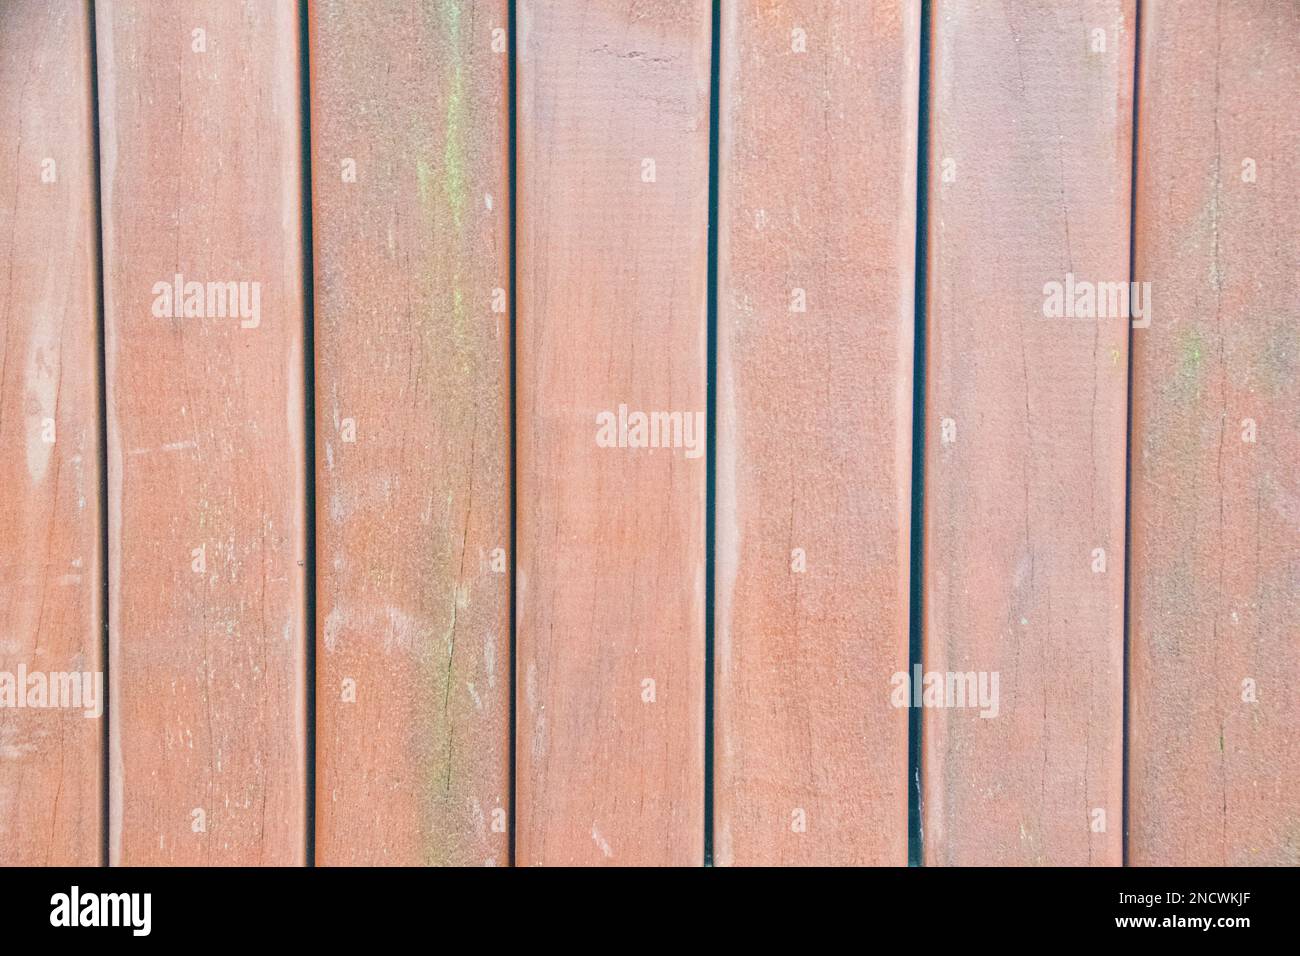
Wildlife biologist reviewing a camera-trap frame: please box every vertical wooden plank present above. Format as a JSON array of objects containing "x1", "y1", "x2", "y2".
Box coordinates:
[
  {"x1": 0, "y1": 0, "x2": 103, "y2": 866},
  {"x1": 922, "y1": 2, "x2": 1132, "y2": 865},
  {"x1": 515, "y1": 0, "x2": 710, "y2": 865},
  {"x1": 97, "y1": 1, "x2": 307, "y2": 864},
  {"x1": 713, "y1": 1, "x2": 919, "y2": 866},
  {"x1": 309, "y1": 1, "x2": 511, "y2": 865},
  {"x1": 1128, "y1": 2, "x2": 1299, "y2": 866}
]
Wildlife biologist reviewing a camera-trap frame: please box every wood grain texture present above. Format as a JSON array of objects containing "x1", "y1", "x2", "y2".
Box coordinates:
[
  {"x1": 515, "y1": 0, "x2": 710, "y2": 866},
  {"x1": 1128, "y1": 1, "x2": 1299, "y2": 866},
  {"x1": 922, "y1": 1, "x2": 1132, "y2": 865},
  {"x1": 713, "y1": 0, "x2": 918, "y2": 866},
  {"x1": 0, "y1": 0, "x2": 103, "y2": 867},
  {"x1": 309, "y1": 0, "x2": 511, "y2": 866},
  {"x1": 97, "y1": 0, "x2": 307, "y2": 864}
]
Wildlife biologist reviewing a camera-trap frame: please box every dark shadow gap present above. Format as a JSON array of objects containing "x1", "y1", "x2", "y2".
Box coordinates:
[
  {"x1": 907, "y1": 0, "x2": 932, "y2": 868},
  {"x1": 1121, "y1": 0, "x2": 1143, "y2": 869},
  {"x1": 507, "y1": 0, "x2": 519, "y2": 869},
  {"x1": 703, "y1": 0, "x2": 721, "y2": 868},
  {"x1": 87, "y1": 0, "x2": 110, "y2": 870},
  {"x1": 298, "y1": 0, "x2": 317, "y2": 868}
]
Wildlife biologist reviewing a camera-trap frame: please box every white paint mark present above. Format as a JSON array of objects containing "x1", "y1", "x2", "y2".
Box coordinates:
[
  {"x1": 323, "y1": 606, "x2": 344, "y2": 652},
  {"x1": 128, "y1": 439, "x2": 197, "y2": 456},
  {"x1": 384, "y1": 607, "x2": 417, "y2": 653},
  {"x1": 591, "y1": 825, "x2": 613, "y2": 859},
  {"x1": 25, "y1": 329, "x2": 57, "y2": 483},
  {"x1": 484, "y1": 630, "x2": 497, "y2": 690}
]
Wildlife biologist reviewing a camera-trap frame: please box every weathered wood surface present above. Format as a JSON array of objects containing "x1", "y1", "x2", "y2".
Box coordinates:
[
  {"x1": 713, "y1": 0, "x2": 919, "y2": 866},
  {"x1": 309, "y1": 0, "x2": 512, "y2": 866},
  {"x1": 2, "y1": 0, "x2": 1296, "y2": 871},
  {"x1": 922, "y1": 1, "x2": 1133, "y2": 865},
  {"x1": 97, "y1": 0, "x2": 307, "y2": 864},
  {"x1": 1128, "y1": 0, "x2": 1300, "y2": 866},
  {"x1": 515, "y1": 0, "x2": 711, "y2": 866},
  {"x1": 0, "y1": 0, "x2": 103, "y2": 867}
]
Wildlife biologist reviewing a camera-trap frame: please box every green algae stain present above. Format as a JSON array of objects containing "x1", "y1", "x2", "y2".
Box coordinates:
[
  {"x1": 451, "y1": 285, "x2": 465, "y2": 327},
  {"x1": 408, "y1": 0, "x2": 492, "y2": 867},
  {"x1": 416, "y1": 158, "x2": 435, "y2": 208},
  {"x1": 441, "y1": 0, "x2": 468, "y2": 231},
  {"x1": 440, "y1": 0, "x2": 475, "y2": 369},
  {"x1": 1175, "y1": 327, "x2": 1205, "y2": 400},
  {"x1": 449, "y1": 283, "x2": 474, "y2": 372}
]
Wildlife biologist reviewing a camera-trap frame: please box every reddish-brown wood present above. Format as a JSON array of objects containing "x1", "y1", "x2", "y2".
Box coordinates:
[
  {"x1": 97, "y1": 1, "x2": 307, "y2": 864},
  {"x1": 515, "y1": 0, "x2": 711, "y2": 866},
  {"x1": 1128, "y1": 1, "x2": 1299, "y2": 866},
  {"x1": 309, "y1": 0, "x2": 512, "y2": 866},
  {"x1": 923, "y1": 1, "x2": 1132, "y2": 865},
  {"x1": 0, "y1": 0, "x2": 103, "y2": 867},
  {"x1": 713, "y1": 0, "x2": 919, "y2": 866}
]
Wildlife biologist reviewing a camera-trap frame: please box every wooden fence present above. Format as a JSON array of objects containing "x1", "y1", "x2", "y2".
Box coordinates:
[{"x1": 1, "y1": 0, "x2": 1295, "y2": 867}]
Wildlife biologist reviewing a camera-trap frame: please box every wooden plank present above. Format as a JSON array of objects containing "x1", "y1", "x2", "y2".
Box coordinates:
[
  {"x1": 0, "y1": 0, "x2": 103, "y2": 867},
  {"x1": 515, "y1": 0, "x2": 710, "y2": 866},
  {"x1": 308, "y1": 1, "x2": 511, "y2": 866},
  {"x1": 1128, "y1": 1, "x2": 1299, "y2": 866},
  {"x1": 713, "y1": 1, "x2": 918, "y2": 866},
  {"x1": 922, "y1": 1, "x2": 1132, "y2": 865},
  {"x1": 97, "y1": 0, "x2": 307, "y2": 865}
]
